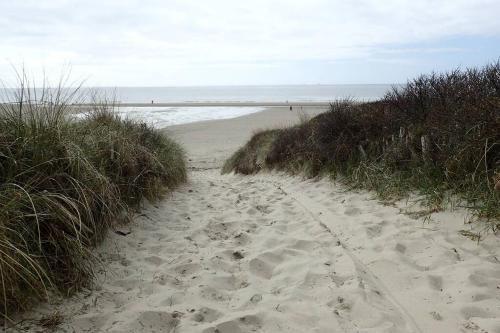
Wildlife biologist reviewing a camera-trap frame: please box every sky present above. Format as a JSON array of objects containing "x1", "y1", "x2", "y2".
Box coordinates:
[{"x1": 1, "y1": 0, "x2": 500, "y2": 86}]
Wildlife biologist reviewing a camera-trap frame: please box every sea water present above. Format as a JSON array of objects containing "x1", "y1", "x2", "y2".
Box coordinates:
[
  {"x1": 114, "y1": 106, "x2": 266, "y2": 127},
  {"x1": 102, "y1": 84, "x2": 396, "y2": 103},
  {"x1": 110, "y1": 84, "x2": 397, "y2": 126},
  {"x1": 3, "y1": 84, "x2": 399, "y2": 126}
]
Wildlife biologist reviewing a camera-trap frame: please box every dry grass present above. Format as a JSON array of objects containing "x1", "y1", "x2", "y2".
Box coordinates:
[
  {"x1": 224, "y1": 61, "x2": 500, "y2": 223},
  {"x1": 0, "y1": 71, "x2": 186, "y2": 322},
  {"x1": 222, "y1": 129, "x2": 279, "y2": 174},
  {"x1": 37, "y1": 311, "x2": 64, "y2": 330}
]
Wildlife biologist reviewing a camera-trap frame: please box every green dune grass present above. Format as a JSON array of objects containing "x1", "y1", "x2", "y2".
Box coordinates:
[{"x1": 0, "y1": 76, "x2": 186, "y2": 320}]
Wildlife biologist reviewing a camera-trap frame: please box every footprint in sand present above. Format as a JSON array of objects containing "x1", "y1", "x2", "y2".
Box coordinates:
[
  {"x1": 233, "y1": 232, "x2": 251, "y2": 246},
  {"x1": 300, "y1": 271, "x2": 333, "y2": 289},
  {"x1": 289, "y1": 239, "x2": 317, "y2": 252},
  {"x1": 173, "y1": 262, "x2": 202, "y2": 276},
  {"x1": 395, "y1": 243, "x2": 407, "y2": 254},
  {"x1": 427, "y1": 275, "x2": 443, "y2": 291},
  {"x1": 327, "y1": 295, "x2": 353, "y2": 314},
  {"x1": 249, "y1": 258, "x2": 275, "y2": 279},
  {"x1": 205, "y1": 221, "x2": 239, "y2": 240},
  {"x1": 125, "y1": 311, "x2": 179, "y2": 332},
  {"x1": 206, "y1": 274, "x2": 249, "y2": 291},
  {"x1": 144, "y1": 255, "x2": 165, "y2": 266},
  {"x1": 209, "y1": 255, "x2": 238, "y2": 273},
  {"x1": 70, "y1": 313, "x2": 111, "y2": 332},
  {"x1": 199, "y1": 286, "x2": 231, "y2": 302},
  {"x1": 192, "y1": 307, "x2": 222, "y2": 323},
  {"x1": 344, "y1": 206, "x2": 362, "y2": 216},
  {"x1": 248, "y1": 252, "x2": 284, "y2": 280},
  {"x1": 468, "y1": 269, "x2": 500, "y2": 288},
  {"x1": 255, "y1": 204, "x2": 272, "y2": 214},
  {"x1": 202, "y1": 314, "x2": 263, "y2": 333},
  {"x1": 365, "y1": 223, "x2": 385, "y2": 238},
  {"x1": 246, "y1": 207, "x2": 258, "y2": 215},
  {"x1": 153, "y1": 273, "x2": 184, "y2": 287}
]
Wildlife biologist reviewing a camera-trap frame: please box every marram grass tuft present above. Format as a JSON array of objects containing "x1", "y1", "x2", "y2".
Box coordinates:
[{"x1": 0, "y1": 72, "x2": 186, "y2": 321}]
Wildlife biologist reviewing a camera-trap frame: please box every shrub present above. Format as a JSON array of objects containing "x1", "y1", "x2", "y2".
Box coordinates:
[
  {"x1": 222, "y1": 129, "x2": 279, "y2": 175},
  {"x1": 224, "y1": 61, "x2": 500, "y2": 221}
]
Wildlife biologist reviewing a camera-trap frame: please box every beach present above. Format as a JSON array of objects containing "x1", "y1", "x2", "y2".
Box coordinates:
[
  {"x1": 166, "y1": 106, "x2": 327, "y2": 169},
  {"x1": 3, "y1": 0, "x2": 500, "y2": 330},
  {"x1": 12, "y1": 107, "x2": 500, "y2": 333}
]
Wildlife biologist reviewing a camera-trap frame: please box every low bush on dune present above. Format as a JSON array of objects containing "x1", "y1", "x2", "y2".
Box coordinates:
[
  {"x1": 222, "y1": 129, "x2": 280, "y2": 175},
  {"x1": 0, "y1": 76, "x2": 186, "y2": 320},
  {"x1": 224, "y1": 61, "x2": 500, "y2": 223}
]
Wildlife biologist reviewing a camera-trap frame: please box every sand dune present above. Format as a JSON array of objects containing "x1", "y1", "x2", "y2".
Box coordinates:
[{"x1": 11, "y1": 107, "x2": 500, "y2": 332}]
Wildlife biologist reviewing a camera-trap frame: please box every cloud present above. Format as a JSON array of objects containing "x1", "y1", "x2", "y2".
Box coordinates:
[{"x1": 0, "y1": 0, "x2": 499, "y2": 85}]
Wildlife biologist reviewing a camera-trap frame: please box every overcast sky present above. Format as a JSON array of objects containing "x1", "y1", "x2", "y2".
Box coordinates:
[{"x1": 1, "y1": 0, "x2": 499, "y2": 86}]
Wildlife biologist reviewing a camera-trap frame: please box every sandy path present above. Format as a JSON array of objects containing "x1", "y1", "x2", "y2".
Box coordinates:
[
  {"x1": 271, "y1": 174, "x2": 500, "y2": 333},
  {"x1": 22, "y1": 170, "x2": 414, "y2": 332},
  {"x1": 11, "y1": 108, "x2": 499, "y2": 332},
  {"x1": 15, "y1": 169, "x2": 499, "y2": 332}
]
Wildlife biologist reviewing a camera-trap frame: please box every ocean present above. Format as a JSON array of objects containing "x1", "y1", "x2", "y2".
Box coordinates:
[
  {"x1": 3, "y1": 84, "x2": 399, "y2": 127},
  {"x1": 108, "y1": 84, "x2": 399, "y2": 127},
  {"x1": 99, "y1": 84, "x2": 397, "y2": 103}
]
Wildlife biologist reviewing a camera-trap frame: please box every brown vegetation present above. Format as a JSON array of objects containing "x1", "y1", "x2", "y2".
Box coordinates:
[
  {"x1": 0, "y1": 74, "x2": 186, "y2": 320},
  {"x1": 224, "y1": 61, "x2": 500, "y2": 222}
]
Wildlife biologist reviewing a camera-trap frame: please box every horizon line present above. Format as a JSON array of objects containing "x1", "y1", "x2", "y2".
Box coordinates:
[{"x1": 0, "y1": 83, "x2": 404, "y2": 89}]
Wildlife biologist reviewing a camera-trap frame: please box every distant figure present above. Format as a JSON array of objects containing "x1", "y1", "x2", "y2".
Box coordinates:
[
  {"x1": 290, "y1": 105, "x2": 292, "y2": 111},
  {"x1": 151, "y1": 100, "x2": 154, "y2": 104}
]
